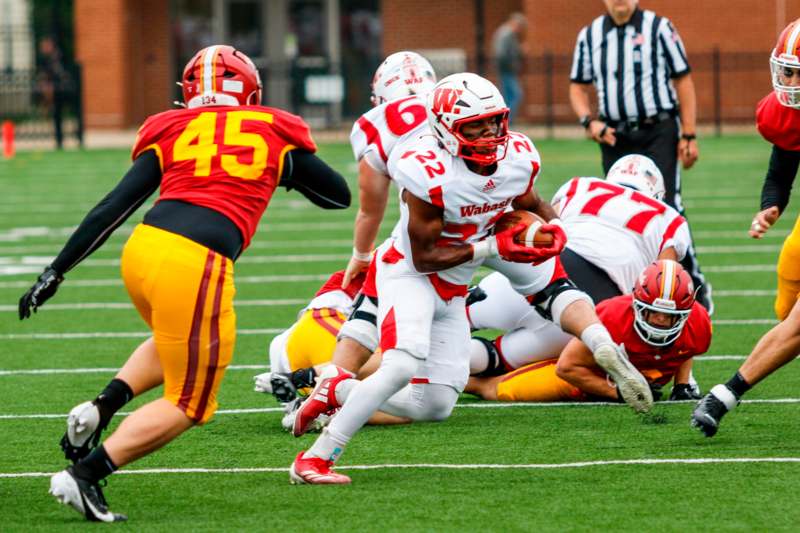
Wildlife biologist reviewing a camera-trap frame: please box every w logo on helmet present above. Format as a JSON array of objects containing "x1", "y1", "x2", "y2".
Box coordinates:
[{"x1": 431, "y1": 88, "x2": 463, "y2": 114}]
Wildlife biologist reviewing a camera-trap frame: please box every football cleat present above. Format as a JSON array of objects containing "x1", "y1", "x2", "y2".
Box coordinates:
[
  {"x1": 289, "y1": 451, "x2": 351, "y2": 485},
  {"x1": 49, "y1": 467, "x2": 127, "y2": 522},
  {"x1": 282, "y1": 399, "x2": 331, "y2": 433},
  {"x1": 594, "y1": 343, "x2": 653, "y2": 413},
  {"x1": 691, "y1": 384, "x2": 739, "y2": 437},
  {"x1": 292, "y1": 366, "x2": 353, "y2": 437},
  {"x1": 60, "y1": 401, "x2": 107, "y2": 463}
]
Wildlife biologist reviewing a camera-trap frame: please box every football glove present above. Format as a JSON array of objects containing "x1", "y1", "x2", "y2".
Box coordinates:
[
  {"x1": 19, "y1": 266, "x2": 63, "y2": 320},
  {"x1": 669, "y1": 383, "x2": 702, "y2": 401}
]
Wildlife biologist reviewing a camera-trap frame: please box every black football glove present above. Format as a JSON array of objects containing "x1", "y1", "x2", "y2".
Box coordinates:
[
  {"x1": 19, "y1": 266, "x2": 63, "y2": 320},
  {"x1": 669, "y1": 383, "x2": 702, "y2": 401},
  {"x1": 649, "y1": 382, "x2": 664, "y2": 402}
]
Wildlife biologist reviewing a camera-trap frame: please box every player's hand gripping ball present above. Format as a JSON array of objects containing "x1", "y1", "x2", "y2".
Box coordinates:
[{"x1": 493, "y1": 210, "x2": 554, "y2": 248}]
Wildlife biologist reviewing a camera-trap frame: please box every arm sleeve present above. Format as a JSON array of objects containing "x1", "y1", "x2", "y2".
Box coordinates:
[
  {"x1": 761, "y1": 145, "x2": 800, "y2": 213},
  {"x1": 280, "y1": 150, "x2": 351, "y2": 209},
  {"x1": 50, "y1": 150, "x2": 162, "y2": 274}
]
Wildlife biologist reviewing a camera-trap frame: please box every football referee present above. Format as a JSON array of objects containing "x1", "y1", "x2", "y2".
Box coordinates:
[{"x1": 568, "y1": 0, "x2": 712, "y2": 313}]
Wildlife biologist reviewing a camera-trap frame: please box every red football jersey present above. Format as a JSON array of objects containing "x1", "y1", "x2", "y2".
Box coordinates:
[
  {"x1": 756, "y1": 91, "x2": 800, "y2": 152},
  {"x1": 131, "y1": 105, "x2": 317, "y2": 250},
  {"x1": 315, "y1": 270, "x2": 366, "y2": 300},
  {"x1": 596, "y1": 295, "x2": 712, "y2": 386}
]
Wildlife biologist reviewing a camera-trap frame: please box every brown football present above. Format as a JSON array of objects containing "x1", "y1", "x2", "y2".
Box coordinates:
[{"x1": 493, "y1": 210, "x2": 554, "y2": 247}]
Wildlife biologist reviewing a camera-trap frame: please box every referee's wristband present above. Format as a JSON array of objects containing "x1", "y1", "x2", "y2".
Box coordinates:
[
  {"x1": 579, "y1": 115, "x2": 593, "y2": 129},
  {"x1": 352, "y1": 248, "x2": 372, "y2": 262},
  {"x1": 681, "y1": 133, "x2": 696, "y2": 141}
]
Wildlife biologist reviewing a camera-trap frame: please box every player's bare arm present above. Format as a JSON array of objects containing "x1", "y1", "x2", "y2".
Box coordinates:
[
  {"x1": 343, "y1": 159, "x2": 391, "y2": 285},
  {"x1": 512, "y1": 187, "x2": 559, "y2": 221},
  {"x1": 555, "y1": 338, "x2": 618, "y2": 400},
  {"x1": 674, "y1": 73, "x2": 699, "y2": 169},
  {"x1": 404, "y1": 190, "x2": 475, "y2": 272},
  {"x1": 569, "y1": 82, "x2": 616, "y2": 146},
  {"x1": 657, "y1": 246, "x2": 678, "y2": 261}
]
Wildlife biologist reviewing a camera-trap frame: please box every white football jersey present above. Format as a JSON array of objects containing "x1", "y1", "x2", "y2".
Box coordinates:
[
  {"x1": 552, "y1": 177, "x2": 690, "y2": 293},
  {"x1": 388, "y1": 131, "x2": 542, "y2": 286},
  {"x1": 350, "y1": 95, "x2": 430, "y2": 175}
]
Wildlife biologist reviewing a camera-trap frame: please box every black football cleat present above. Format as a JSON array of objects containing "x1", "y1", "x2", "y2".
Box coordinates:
[
  {"x1": 691, "y1": 385, "x2": 737, "y2": 437},
  {"x1": 49, "y1": 467, "x2": 127, "y2": 522}
]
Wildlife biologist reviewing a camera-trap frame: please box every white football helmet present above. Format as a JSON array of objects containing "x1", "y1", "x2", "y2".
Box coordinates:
[
  {"x1": 606, "y1": 154, "x2": 666, "y2": 201},
  {"x1": 426, "y1": 72, "x2": 510, "y2": 165},
  {"x1": 371, "y1": 51, "x2": 437, "y2": 106}
]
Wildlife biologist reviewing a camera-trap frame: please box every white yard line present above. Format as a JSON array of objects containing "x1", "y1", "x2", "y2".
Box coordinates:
[
  {"x1": 0, "y1": 364, "x2": 267, "y2": 376},
  {"x1": 0, "y1": 273, "x2": 331, "y2": 288},
  {"x1": 0, "y1": 354, "x2": 749, "y2": 377},
  {"x1": 0, "y1": 298, "x2": 306, "y2": 312},
  {"x1": 0, "y1": 318, "x2": 774, "y2": 341},
  {"x1": 0, "y1": 397, "x2": 797, "y2": 421},
  {"x1": 3, "y1": 457, "x2": 800, "y2": 479}
]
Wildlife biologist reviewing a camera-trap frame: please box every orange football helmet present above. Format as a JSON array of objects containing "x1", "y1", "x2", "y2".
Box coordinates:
[
  {"x1": 632, "y1": 260, "x2": 695, "y2": 347},
  {"x1": 771, "y1": 18, "x2": 800, "y2": 108},
  {"x1": 181, "y1": 45, "x2": 262, "y2": 108}
]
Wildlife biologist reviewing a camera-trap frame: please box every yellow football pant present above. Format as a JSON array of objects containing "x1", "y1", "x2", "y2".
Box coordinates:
[
  {"x1": 121, "y1": 224, "x2": 236, "y2": 424},
  {"x1": 776, "y1": 216, "x2": 800, "y2": 320},
  {"x1": 286, "y1": 308, "x2": 345, "y2": 371},
  {"x1": 496, "y1": 359, "x2": 585, "y2": 402}
]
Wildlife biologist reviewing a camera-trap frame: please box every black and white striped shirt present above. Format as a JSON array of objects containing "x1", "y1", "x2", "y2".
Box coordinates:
[{"x1": 570, "y1": 8, "x2": 690, "y2": 122}]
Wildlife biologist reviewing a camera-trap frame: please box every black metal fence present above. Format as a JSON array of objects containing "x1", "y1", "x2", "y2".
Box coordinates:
[{"x1": 0, "y1": 63, "x2": 83, "y2": 147}]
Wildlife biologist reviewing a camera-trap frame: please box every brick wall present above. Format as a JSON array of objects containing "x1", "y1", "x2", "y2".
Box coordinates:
[{"x1": 75, "y1": 0, "x2": 170, "y2": 129}]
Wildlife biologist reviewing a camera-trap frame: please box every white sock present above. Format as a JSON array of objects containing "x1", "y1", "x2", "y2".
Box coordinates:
[
  {"x1": 334, "y1": 378, "x2": 358, "y2": 405},
  {"x1": 304, "y1": 427, "x2": 349, "y2": 462},
  {"x1": 469, "y1": 338, "x2": 490, "y2": 374},
  {"x1": 580, "y1": 323, "x2": 614, "y2": 353}
]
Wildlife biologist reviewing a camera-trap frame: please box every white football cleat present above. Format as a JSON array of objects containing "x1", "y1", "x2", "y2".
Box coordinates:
[
  {"x1": 50, "y1": 468, "x2": 126, "y2": 522},
  {"x1": 593, "y1": 343, "x2": 653, "y2": 413},
  {"x1": 60, "y1": 401, "x2": 103, "y2": 463}
]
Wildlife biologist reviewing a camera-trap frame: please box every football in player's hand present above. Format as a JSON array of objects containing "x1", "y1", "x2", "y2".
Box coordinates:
[{"x1": 493, "y1": 210, "x2": 554, "y2": 247}]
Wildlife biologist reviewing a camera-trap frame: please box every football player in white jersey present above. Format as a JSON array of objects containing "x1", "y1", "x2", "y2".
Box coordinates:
[
  {"x1": 325, "y1": 52, "x2": 437, "y2": 376},
  {"x1": 288, "y1": 74, "x2": 652, "y2": 484},
  {"x1": 466, "y1": 155, "x2": 695, "y2": 382}
]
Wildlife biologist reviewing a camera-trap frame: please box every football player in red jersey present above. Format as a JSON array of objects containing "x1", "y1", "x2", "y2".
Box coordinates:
[
  {"x1": 468, "y1": 260, "x2": 711, "y2": 403},
  {"x1": 692, "y1": 20, "x2": 800, "y2": 437},
  {"x1": 17, "y1": 45, "x2": 350, "y2": 521}
]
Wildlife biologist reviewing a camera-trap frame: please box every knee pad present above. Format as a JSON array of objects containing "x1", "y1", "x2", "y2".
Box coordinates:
[
  {"x1": 531, "y1": 278, "x2": 593, "y2": 326},
  {"x1": 338, "y1": 294, "x2": 379, "y2": 351},
  {"x1": 379, "y1": 349, "x2": 420, "y2": 389}
]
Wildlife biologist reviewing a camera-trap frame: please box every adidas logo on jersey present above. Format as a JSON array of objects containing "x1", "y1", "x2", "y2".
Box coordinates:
[{"x1": 482, "y1": 179, "x2": 496, "y2": 192}]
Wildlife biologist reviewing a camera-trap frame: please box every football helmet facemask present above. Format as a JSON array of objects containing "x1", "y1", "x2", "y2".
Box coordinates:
[
  {"x1": 606, "y1": 154, "x2": 666, "y2": 201},
  {"x1": 632, "y1": 260, "x2": 695, "y2": 347},
  {"x1": 181, "y1": 45, "x2": 262, "y2": 108},
  {"x1": 371, "y1": 51, "x2": 437, "y2": 106},
  {"x1": 426, "y1": 72, "x2": 510, "y2": 165},
  {"x1": 771, "y1": 18, "x2": 800, "y2": 108}
]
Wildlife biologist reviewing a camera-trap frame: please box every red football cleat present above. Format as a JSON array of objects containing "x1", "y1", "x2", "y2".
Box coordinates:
[
  {"x1": 292, "y1": 366, "x2": 353, "y2": 437},
  {"x1": 289, "y1": 452, "x2": 351, "y2": 485}
]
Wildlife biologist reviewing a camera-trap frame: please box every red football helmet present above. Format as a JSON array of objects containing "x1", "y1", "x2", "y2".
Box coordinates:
[
  {"x1": 771, "y1": 19, "x2": 800, "y2": 108},
  {"x1": 632, "y1": 260, "x2": 695, "y2": 347},
  {"x1": 181, "y1": 45, "x2": 262, "y2": 108}
]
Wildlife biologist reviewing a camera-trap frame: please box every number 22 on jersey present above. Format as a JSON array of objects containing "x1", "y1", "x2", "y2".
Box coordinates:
[{"x1": 173, "y1": 110, "x2": 273, "y2": 180}]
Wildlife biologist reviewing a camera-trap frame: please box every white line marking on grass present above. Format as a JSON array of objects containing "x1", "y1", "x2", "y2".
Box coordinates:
[
  {"x1": 0, "y1": 355, "x2": 747, "y2": 377},
  {"x1": 0, "y1": 298, "x2": 305, "y2": 312},
  {"x1": 0, "y1": 318, "x2": 774, "y2": 341},
  {"x1": 0, "y1": 239, "x2": 354, "y2": 255},
  {"x1": 693, "y1": 230, "x2": 788, "y2": 239},
  {"x1": 703, "y1": 264, "x2": 774, "y2": 273},
  {"x1": 7, "y1": 253, "x2": 350, "y2": 268},
  {"x1": 4, "y1": 457, "x2": 800, "y2": 478},
  {"x1": 0, "y1": 364, "x2": 267, "y2": 376},
  {"x1": 696, "y1": 245, "x2": 782, "y2": 254},
  {"x1": 0, "y1": 329, "x2": 284, "y2": 340},
  {"x1": 0, "y1": 273, "x2": 330, "y2": 288},
  {"x1": 3, "y1": 398, "x2": 800, "y2": 421}
]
